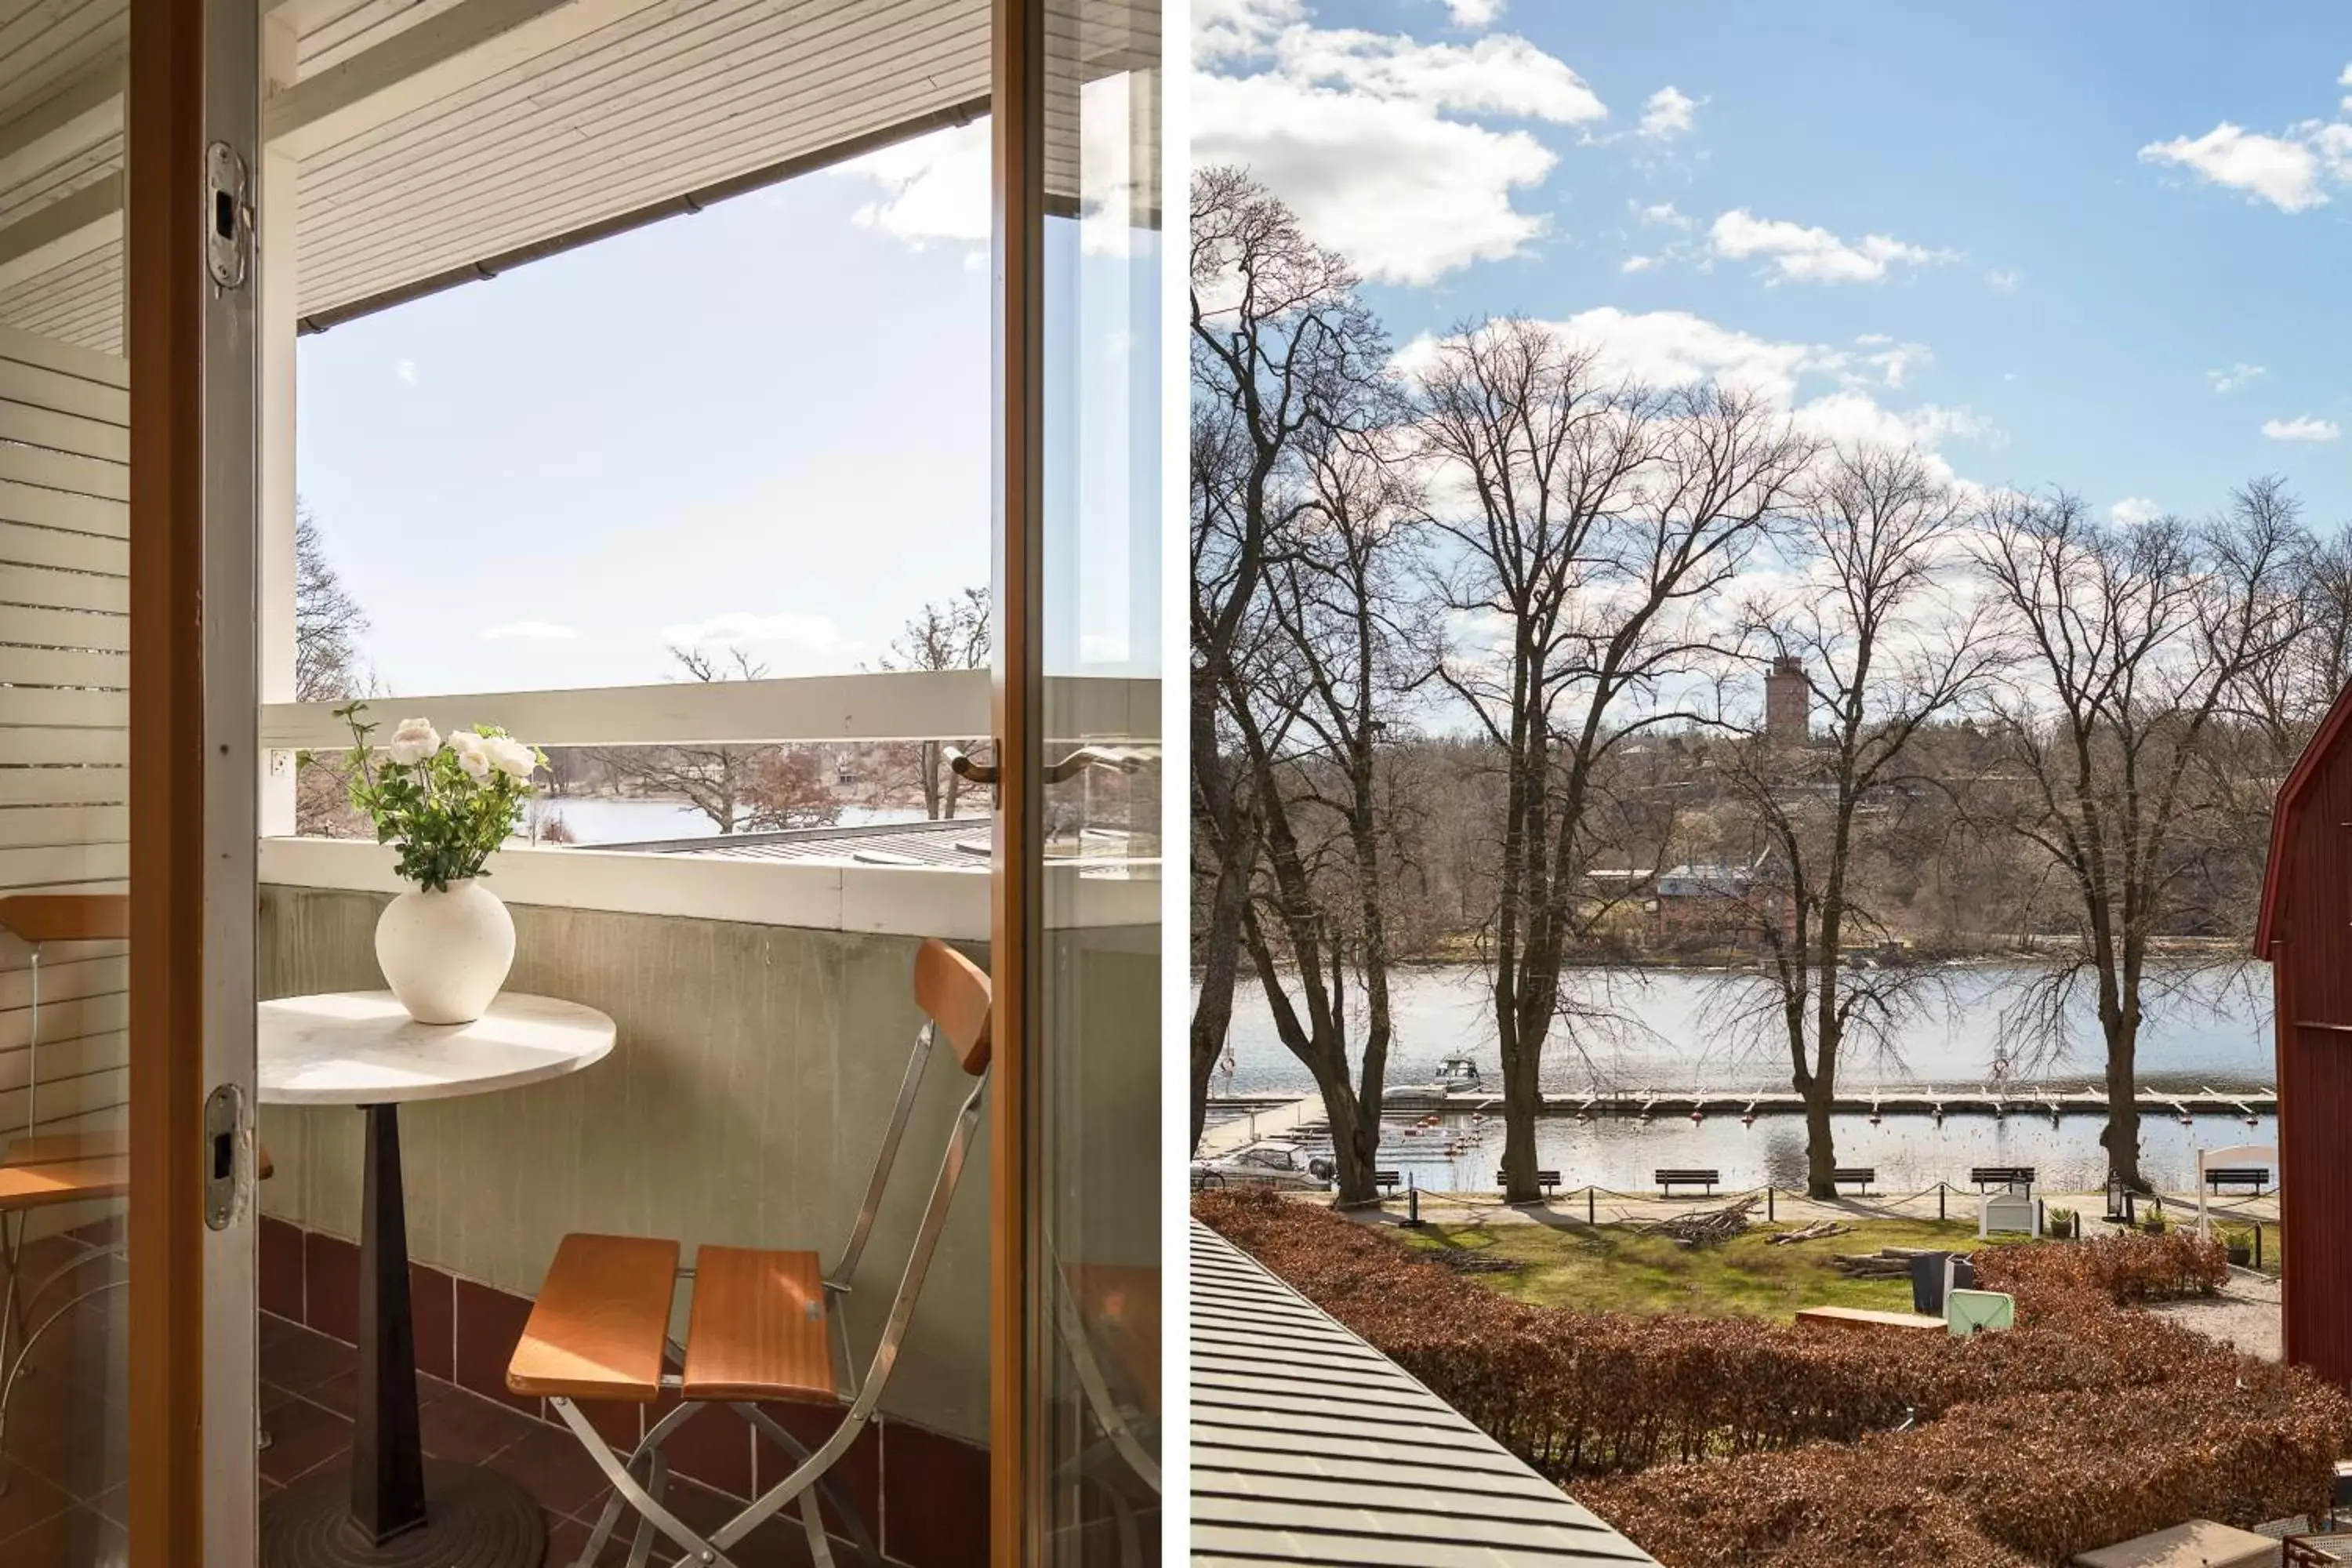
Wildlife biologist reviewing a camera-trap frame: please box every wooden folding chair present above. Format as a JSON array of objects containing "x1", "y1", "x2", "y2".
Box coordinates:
[
  {"x1": 507, "y1": 938, "x2": 991, "y2": 1568},
  {"x1": 0, "y1": 895, "x2": 134, "y2": 1491}
]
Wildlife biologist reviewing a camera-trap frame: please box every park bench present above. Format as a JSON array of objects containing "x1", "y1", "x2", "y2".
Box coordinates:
[
  {"x1": 1970, "y1": 1165, "x2": 2036, "y2": 1192},
  {"x1": 1656, "y1": 1167, "x2": 1720, "y2": 1197},
  {"x1": 2204, "y1": 1166, "x2": 2270, "y2": 1194},
  {"x1": 1831, "y1": 1167, "x2": 1877, "y2": 1194},
  {"x1": 1374, "y1": 1169, "x2": 1403, "y2": 1195},
  {"x1": 1494, "y1": 1168, "x2": 1562, "y2": 1197}
]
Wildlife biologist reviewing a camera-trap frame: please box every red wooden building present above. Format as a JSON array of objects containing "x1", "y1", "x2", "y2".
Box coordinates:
[{"x1": 2256, "y1": 680, "x2": 2352, "y2": 1392}]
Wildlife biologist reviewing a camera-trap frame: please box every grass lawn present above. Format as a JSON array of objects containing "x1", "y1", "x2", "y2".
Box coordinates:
[{"x1": 1390, "y1": 1216, "x2": 1992, "y2": 1318}]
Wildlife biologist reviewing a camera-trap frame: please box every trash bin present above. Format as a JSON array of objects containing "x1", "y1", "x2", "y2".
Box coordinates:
[{"x1": 1911, "y1": 1251, "x2": 1952, "y2": 1316}]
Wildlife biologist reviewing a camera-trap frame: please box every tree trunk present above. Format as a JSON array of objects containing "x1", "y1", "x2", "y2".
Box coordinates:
[
  {"x1": 1497, "y1": 996, "x2": 1547, "y2": 1203},
  {"x1": 1323, "y1": 1078, "x2": 1380, "y2": 1207},
  {"x1": 1189, "y1": 850, "x2": 1254, "y2": 1153},
  {"x1": 2101, "y1": 1017, "x2": 2144, "y2": 1191},
  {"x1": 1803, "y1": 1081, "x2": 1838, "y2": 1200}
]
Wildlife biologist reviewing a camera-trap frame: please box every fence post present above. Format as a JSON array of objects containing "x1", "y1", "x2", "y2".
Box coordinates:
[
  {"x1": 2256, "y1": 1221, "x2": 2263, "y2": 1272},
  {"x1": 1403, "y1": 1178, "x2": 1423, "y2": 1230},
  {"x1": 1938, "y1": 1181, "x2": 1947, "y2": 1222},
  {"x1": 1766, "y1": 1185, "x2": 1775, "y2": 1223},
  {"x1": 1586, "y1": 1185, "x2": 1596, "y2": 1226}
]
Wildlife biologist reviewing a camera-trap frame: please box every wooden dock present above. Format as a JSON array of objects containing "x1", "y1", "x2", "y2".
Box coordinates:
[{"x1": 1206, "y1": 1083, "x2": 2276, "y2": 1126}]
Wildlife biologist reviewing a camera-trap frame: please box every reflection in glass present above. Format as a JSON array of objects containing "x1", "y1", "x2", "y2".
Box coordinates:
[{"x1": 1036, "y1": 1, "x2": 1163, "y2": 1559}]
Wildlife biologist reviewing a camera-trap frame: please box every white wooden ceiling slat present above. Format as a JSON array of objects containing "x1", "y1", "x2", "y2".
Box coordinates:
[
  {"x1": 0, "y1": 519, "x2": 125, "y2": 575},
  {"x1": 0, "y1": 0, "x2": 1152, "y2": 357},
  {"x1": 294, "y1": 0, "x2": 976, "y2": 237},
  {"x1": 300, "y1": 49, "x2": 986, "y2": 296},
  {"x1": 0, "y1": 769, "x2": 126, "y2": 807},
  {"x1": 0, "y1": 606, "x2": 129, "y2": 652},
  {"x1": 0, "y1": 645, "x2": 125, "y2": 687}
]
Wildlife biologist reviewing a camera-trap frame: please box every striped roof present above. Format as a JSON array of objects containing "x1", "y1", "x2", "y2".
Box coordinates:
[{"x1": 1189, "y1": 1221, "x2": 1657, "y2": 1566}]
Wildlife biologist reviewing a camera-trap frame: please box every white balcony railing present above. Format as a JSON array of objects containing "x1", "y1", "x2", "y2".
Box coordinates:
[{"x1": 258, "y1": 669, "x2": 1161, "y2": 938}]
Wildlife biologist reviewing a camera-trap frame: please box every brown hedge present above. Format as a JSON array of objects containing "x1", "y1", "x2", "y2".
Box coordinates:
[{"x1": 1196, "y1": 1189, "x2": 2351, "y2": 1567}]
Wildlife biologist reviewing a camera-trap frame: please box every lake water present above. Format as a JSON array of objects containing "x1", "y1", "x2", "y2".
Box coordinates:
[
  {"x1": 1214, "y1": 962, "x2": 2276, "y2": 1193},
  {"x1": 524, "y1": 797, "x2": 938, "y2": 844}
]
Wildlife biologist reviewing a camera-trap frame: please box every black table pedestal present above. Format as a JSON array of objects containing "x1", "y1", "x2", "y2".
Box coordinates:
[{"x1": 261, "y1": 1104, "x2": 544, "y2": 1567}]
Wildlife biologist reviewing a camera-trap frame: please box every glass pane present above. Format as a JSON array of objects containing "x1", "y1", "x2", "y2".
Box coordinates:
[
  {"x1": 1035, "y1": 2, "x2": 1163, "y2": 1560},
  {"x1": 0, "y1": 18, "x2": 134, "y2": 1559}
]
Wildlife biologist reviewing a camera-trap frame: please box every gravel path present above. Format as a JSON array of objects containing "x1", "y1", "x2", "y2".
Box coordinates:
[{"x1": 2147, "y1": 1269, "x2": 2283, "y2": 1361}]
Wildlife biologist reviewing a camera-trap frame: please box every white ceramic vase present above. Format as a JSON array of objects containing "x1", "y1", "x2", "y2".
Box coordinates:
[{"x1": 375, "y1": 878, "x2": 515, "y2": 1024}]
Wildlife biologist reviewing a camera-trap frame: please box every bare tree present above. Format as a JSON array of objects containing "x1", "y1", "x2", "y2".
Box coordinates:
[
  {"x1": 1189, "y1": 166, "x2": 1389, "y2": 1152},
  {"x1": 593, "y1": 647, "x2": 842, "y2": 834},
  {"x1": 1710, "y1": 445, "x2": 1994, "y2": 1196},
  {"x1": 871, "y1": 588, "x2": 991, "y2": 818},
  {"x1": 1225, "y1": 420, "x2": 1425, "y2": 1203},
  {"x1": 293, "y1": 505, "x2": 375, "y2": 835},
  {"x1": 1974, "y1": 484, "x2": 2309, "y2": 1189},
  {"x1": 1417, "y1": 318, "x2": 1813, "y2": 1203}
]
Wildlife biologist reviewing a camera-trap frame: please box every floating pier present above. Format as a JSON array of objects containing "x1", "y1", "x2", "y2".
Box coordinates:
[{"x1": 1207, "y1": 1083, "x2": 2278, "y2": 1125}]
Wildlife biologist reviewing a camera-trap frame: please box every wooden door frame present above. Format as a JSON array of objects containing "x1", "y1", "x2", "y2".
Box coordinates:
[
  {"x1": 128, "y1": 0, "x2": 263, "y2": 1560},
  {"x1": 989, "y1": 0, "x2": 1046, "y2": 1562},
  {"x1": 126, "y1": 0, "x2": 210, "y2": 1555}
]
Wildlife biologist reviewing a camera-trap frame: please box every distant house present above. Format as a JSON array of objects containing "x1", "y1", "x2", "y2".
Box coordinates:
[{"x1": 1652, "y1": 861, "x2": 1783, "y2": 945}]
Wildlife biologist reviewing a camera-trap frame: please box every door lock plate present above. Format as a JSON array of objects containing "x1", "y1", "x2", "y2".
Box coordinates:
[{"x1": 203, "y1": 1083, "x2": 245, "y2": 1230}]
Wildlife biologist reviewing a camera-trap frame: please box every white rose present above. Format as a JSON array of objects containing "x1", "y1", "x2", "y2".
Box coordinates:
[
  {"x1": 485, "y1": 735, "x2": 539, "y2": 781},
  {"x1": 447, "y1": 731, "x2": 492, "y2": 781},
  {"x1": 386, "y1": 718, "x2": 441, "y2": 766}
]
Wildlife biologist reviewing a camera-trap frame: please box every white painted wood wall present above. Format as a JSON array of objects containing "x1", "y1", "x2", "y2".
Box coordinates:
[{"x1": 0, "y1": 321, "x2": 128, "y2": 1146}]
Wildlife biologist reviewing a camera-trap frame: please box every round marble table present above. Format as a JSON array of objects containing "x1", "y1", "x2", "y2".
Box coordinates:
[{"x1": 256, "y1": 992, "x2": 613, "y2": 1568}]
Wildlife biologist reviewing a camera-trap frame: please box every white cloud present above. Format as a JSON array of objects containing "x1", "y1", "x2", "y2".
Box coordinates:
[
  {"x1": 2207, "y1": 362, "x2": 2266, "y2": 394},
  {"x1": 840, "y1": 121, "x2": 988, "y2": 246},
  {"x1": 1195, "y1": 71, "x2": 1560, "y2": 285},
  {"x1": 1638, "y1": 85, "x2": 1697, "y2": 140},
  {"x1": 1196, "y1": 0, "x2": 1304, "y2": 62},
  {"x1": 393, "y1": 359, "x2": 418, "y2": 387},
  {"x1": 1849, "y1": 336, "x2": 1931, "y2": 390},
  {"x1": 1196, "y1": 7, "x2": 1603, "y2": 285},
  {"x1": 480, "y1": 621, "x2": 579, "y2": 641},
  {"x1": 1708, "y1": 209, "x2": 1954, "y2": 285},
  {"x1": 661, "y1": 612, "x2": 847, "y2": 649},
  {"x1": 1635, "y1": 200, "x2": 1693, "y2": 230},
  {"x1": 1272, "y1": 30, "x2": 1606, "y2": 122},
  {"x1": 1620, "y1": 255, "x2": 1656, "y2": 273},
  {"x1": 2262, "y1": 415, "x2": 2341, "y2": 442},
  {"x1": 1984, "y1": 268, "x2": 2021, "y2": 292},
  {"x1": 2140, "y1": 122, "x2": 2328, "y2": 212},
  {"x1": 2342, "y1": 60, "x2": 2351, "y2": 111},
  {"x1": 1443, "y1": 0, "x2": 1501, "y2": 24},
  {"x1": 2108, "y1": 497, "x2": 2162, "y2": 527}
]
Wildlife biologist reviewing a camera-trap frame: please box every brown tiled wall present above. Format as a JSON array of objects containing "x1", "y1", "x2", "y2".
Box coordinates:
[{"x1": 258, "y1": 1214, "x2": 985, "y2": 1567}]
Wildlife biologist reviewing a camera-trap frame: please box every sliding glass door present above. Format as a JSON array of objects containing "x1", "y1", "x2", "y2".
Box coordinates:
[{"x1": 993, "y1": 1, "x2": 1163, "y2": 1562}]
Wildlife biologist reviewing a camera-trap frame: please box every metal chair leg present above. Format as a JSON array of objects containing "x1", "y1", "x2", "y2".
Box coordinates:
[
  {"x1": 551, "y1": 1397, "x2": 737, "y2": 1568},
  {"x1": 730, "y1": 1402, "x2": 880, "y2": 1568}
]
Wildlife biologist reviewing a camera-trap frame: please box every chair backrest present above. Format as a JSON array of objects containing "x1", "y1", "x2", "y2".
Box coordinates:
[
  {"x1": 912, "y1": 938, "x2": 990, "y2": 1076},
  {"x1": 0, "y1": 894, "x2": 128, "y2": 1137},
  {"x1": 826, "y1": 938, "x2": 992, "y2": 1420},
  {"x1": 0, "y1": 894, "x2": 129, "y2": 946}
]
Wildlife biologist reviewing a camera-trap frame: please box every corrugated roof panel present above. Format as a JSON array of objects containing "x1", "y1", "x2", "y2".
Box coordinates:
[{"x1": 1188, "y1": 1222, "x2": 1658, "y2": 1566}]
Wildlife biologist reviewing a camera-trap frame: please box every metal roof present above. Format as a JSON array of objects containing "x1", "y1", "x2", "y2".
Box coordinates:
[{"x1": 1189, "y1": 1221, "x2": 1658, "y2": 1567}]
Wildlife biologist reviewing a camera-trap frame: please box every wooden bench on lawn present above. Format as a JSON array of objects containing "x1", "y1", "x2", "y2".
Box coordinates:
[
  {"x1": 1494, "y1": 1169, "x2": 1562, "y2": 1198},
  {"x1": 1970, "y1": 1165, "x2": 2036, "y2": 1192},
  {"x1": 1655, "y1": 1167, "x2": 1720, "y2": 1197}
]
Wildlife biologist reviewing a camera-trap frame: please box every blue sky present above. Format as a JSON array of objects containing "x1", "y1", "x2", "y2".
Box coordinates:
[
  {"x1": 297, "y1": 139, "x2": 996, "y2": 695},
  {"x1": 1196, "y1": 1, "x2": 2351, "y2": 528}
]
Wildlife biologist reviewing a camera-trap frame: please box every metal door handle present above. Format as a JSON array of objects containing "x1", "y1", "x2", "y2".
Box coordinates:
[{"x1": 946, "y1": 746, "x2": 999, "y2": 786}]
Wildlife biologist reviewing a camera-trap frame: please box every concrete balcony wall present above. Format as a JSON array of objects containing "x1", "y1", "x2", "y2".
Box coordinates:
[{"x1": 256, "y1": 884, "x2": 992, "y2": 1445}]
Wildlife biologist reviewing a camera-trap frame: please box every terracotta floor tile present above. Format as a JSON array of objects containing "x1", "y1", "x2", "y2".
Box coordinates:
[
  {"x1": 258, "y1": 1318, "x2": 354, "y2": 1394},
  {"x1": 420, "y1": 1380, "x2": 543, "y2": 1466},
  {"x1": 484, "y1": 1422, "x2": 614, "y2": 1520},
  {"x1": 255, "y1": 1395, "x2": 350, "y2": 1487},
  {"x1": 0, "y1": 1503, "x2": 127, "y2": 1567},
  {"x1": 0, "y1": 1459, "x2": 73, "y2": 1542}
]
